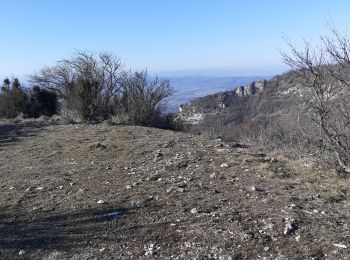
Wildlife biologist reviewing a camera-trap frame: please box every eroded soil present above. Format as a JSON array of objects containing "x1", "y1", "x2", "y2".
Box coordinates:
[{"x1": 0, "y1": 123, "x2": 349, "y2": 259}]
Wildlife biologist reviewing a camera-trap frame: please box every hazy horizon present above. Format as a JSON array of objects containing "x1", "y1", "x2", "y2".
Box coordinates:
[{"x1": 1, "y1": 0, "x2": 350, "y2": 80}]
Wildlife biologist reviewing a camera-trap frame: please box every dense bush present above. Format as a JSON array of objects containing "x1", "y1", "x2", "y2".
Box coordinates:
[
  {"x1": 24, "y1": 86, "x2": 58, "y2": 118},
  {"x1": 0, "y1": 79, "x2": 58, "y2": 119}
]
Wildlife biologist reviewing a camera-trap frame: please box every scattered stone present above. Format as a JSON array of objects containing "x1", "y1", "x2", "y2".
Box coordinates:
[
  {"x1": 333, "y1": 243, "x2": 347, "y2": 249},
  {"x1": 132, "y1": 200, "x2": 142, "y2": 209},
  {"x1": 210, "y1": 173, "x2": 217, "y2": 178},
  {"x1": 284, "y1": 218, "x2": 298, "y2": 235},
  {"x1": 220, "y1": 163, "x2": 229, "y2": 168},
  {"x1": 89, "y1": 142, "x2": 107, "y2": 150},
  {"x1": 153, "y1": 151, "x2": 163, "y2": 161},
  {"x1": 148, "y1": 173, "x2": 161, "y2": 181},
  {"x1": 250, "y1": 186, "x2": 264, "y2": 192},
  {"x1": 177, "y1": 188, "x2": 184, "y2": 193},
  {"x1": 184, "y1": 241, "x2": 192, "y2": 248},
  {"x1": 97, "y1": 199, "x2": 107, "y2": 204},
  {"x1": 288, "y1": 203, "x2": 296, "y2": 209},
  {"x1": 144, "y1": 242, "x2": 156, "y2": 256}
]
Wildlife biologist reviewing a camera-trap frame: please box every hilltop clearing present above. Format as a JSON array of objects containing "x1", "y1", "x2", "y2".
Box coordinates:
[{"x1": 0, "y1": 122, "x2": 349, "y2": 259}]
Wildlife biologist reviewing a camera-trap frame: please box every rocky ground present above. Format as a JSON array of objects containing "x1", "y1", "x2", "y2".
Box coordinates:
[{"x1": 0, "y1": 122, "x2": 349, "y2": 259}]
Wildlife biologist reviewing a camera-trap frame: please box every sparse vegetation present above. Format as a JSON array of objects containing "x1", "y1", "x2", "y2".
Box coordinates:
[
  {"x1": 281, "y1": 27, "x2": 350, "y2": 172},
  {"x1": 26, "y1": 50, "x2": 175, "y2": 126},
  {"x1": 115, "y1": 71, "x2": 174, "y2": 126}
]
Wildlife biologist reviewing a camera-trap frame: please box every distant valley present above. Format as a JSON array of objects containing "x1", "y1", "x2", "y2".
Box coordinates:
[{"x1": 163, "y1": 76, "x2": 271, "y2": 112}]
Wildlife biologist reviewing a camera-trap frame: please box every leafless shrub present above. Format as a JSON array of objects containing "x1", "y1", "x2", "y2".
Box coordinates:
[
  {"x1": 116, "y1": 71, "x2": 174, "y2": 126},
  {"x1": 30, "y1": 50, "x2": 123, "y2": 121},
  {"x1": 282, "y1": 27, "x2": 350, "y2": 172}
]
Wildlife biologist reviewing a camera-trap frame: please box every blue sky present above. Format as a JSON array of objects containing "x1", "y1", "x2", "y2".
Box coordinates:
[{"x1": 1, "y1": 0, "x2": 350, "y2": 79}]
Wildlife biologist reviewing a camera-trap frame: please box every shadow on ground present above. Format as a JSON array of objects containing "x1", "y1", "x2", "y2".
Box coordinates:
[
  {"x1": 0, "y1": 123, "x2": 42, "y2": 147},
  {"x1": 0, "y1": 206, "x2": 130, "y2": 254}
]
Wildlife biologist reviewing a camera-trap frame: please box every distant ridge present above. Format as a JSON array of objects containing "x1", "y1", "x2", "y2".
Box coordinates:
[{"x1": 163, "y1": 75, "x2": 271, "y2": 112}]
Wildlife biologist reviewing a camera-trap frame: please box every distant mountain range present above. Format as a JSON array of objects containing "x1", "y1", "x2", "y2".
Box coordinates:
[{"x1": 162, "y1": 76, "x2": 272, "y2": 112}]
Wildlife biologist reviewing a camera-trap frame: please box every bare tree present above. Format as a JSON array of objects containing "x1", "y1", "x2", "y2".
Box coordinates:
[
  {"x1": 282, "y1": 28, "x2": 350, "y2": 172},
  {"x1": 117, "y1": 71, "x2": 174, "y2": 126},
  {"x1": 30, "y1": 50, "x2": 123, "y2": 121}
]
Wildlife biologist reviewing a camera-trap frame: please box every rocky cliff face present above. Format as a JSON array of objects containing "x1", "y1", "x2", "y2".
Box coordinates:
[
  {"x1": 178, "y1": 79, "x2": 269, "y2": 124},
  {"x1": 235, "y1": 79, "x2": 267, "y2": 97},
  {"x1": 177, "y1": 71, "x2": 303, "y2": 144}
]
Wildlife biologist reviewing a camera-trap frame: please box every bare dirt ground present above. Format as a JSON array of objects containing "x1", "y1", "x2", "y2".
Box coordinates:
[{"x1": 0, "y1": 122, "x2": 349, "y2": 259}]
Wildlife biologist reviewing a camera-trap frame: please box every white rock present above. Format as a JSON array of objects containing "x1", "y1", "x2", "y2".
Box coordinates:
[
  {"x1": 97, "y1": 199, "x2": 107, "y2": 204},
  {"x1": 144, "y1": 242, "x2": 156, "y2": 256},
  {"x1": 9, "y1": 186, "x2": 14, "y2": 190},
  {"x1": 36, "y1": 187, "x2": 44, "y2": 190},
  {"x1": 284, "y1": 218, "x2": 298, "y2": 235},
  {"x1": 220, "y1": 163, "x2": 229, "y2": 168},
  {"x1": 184, "y1": 241, "x2": 192, "y2": 248},
  {"x1": 190, "y1": 208, "x2": 198, "y2": 214},
  {"x1": 333, "y1": 243, "x2": 347, "y2": 249},
  {"x1": 19, "y1": 250, "x2": 25, "y2": 255},
  {"x1": 210, "y1": 173, "x2": 217, "y2": 178}
]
